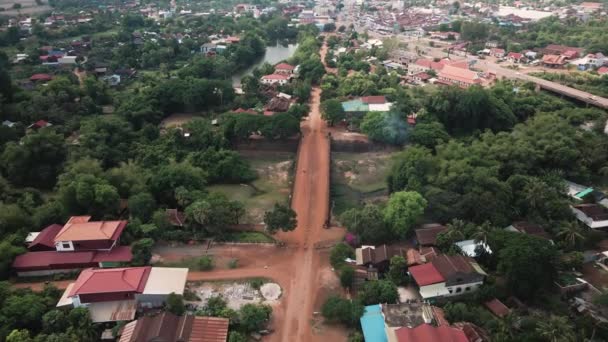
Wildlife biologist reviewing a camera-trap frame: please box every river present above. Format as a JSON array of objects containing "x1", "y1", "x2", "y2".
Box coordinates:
[{"x1": 231, "y1": 43, "x2": 298, "y2": 86}]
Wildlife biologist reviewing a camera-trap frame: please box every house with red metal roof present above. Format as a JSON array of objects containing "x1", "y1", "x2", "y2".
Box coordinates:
[
  {"x1": 506, "y1": 52, "x2": 525, "y2": 63},
  {"x1": 394, "y1": 324, "x2": 468, "y2": 342},
  {"x1": 275, "y1": 62, "x2": 296, "y2": 75},
  {"x1": 57, "y1": 266, "x2": 188, "y2": 323},
  {"x1": 118, "y1": 312, "x2": 229, "y2": 342},
  {"x1": 12, "y1": 216, "x2": 132, "y2": 277},
  {"x1": 408, "y1": 254, "x2": 486, "y2": 299}
]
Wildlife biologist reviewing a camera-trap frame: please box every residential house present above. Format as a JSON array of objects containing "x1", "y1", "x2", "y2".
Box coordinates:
[
  {"x1": 393, "y1": 324, "x2": 468, "y2": 342},
  {"x1": 506, "y1": 52, "x2": 525, "y2": 63},
  {"x1": 414, "y1": 224, "x2": 448, "y2": 247},
  {"x1": 58, "y1": 56, "x2": 78, "y2": 65},
  {"x1": 29, "y1": 73, "x2": 54, "y2": 83},
  {"x1": 408, "y1": 254, "x2": 486, "y2": 299},
  {"x1": 570, "y1": 53, "x2": 608, "y2": 71},
  {"x1": 57, "y1": 266, "x2": 188, "y2": 323},
  {"x1": 543, "y1": 44, "x2": 584, "y2": 58},
  {"x1": 542, "y1": 54, "x2": 568, "y2": 68},
  {"x1": 274, "y1": 62, "x2": 295, "y2": 75},
  {"x1": 265, "y1": 96, "x2": 292, "y2": 113},
  {"x1": 572, "y1": 204, "x2": 608, "y2": 229},
  {"x1": 598, "y1": 66, "x2": 608, "y2": 75},
  {"x1": 565, "y1": 180, "x2": 608, "y2": 206},
  {"x1": 201, "y1": 43, "x2": 217, "y2": 54},
  {"x1": 341, "y1": 96, "x2": 393, "y2": 116},
  {"x1": 437, "y1": 65, "x2": 483, "y2": 88},
  {"x1": 505, "y1": 221, "x2": 552, "y2": 240},
  {"x1": 119, "y1": 312, "x2": 229, "y2": 342},
  {"x1": 12, "y1": 216, "x2": 133, "y2": 276},
  {"x1": 577, "y1": 2, "x2": 603, "y2": 13},
  {"x1": 485, "y1": 41, "x2": 499, "y2": 48},
  {"x1": 355, "y1": 244, "x2": 405, "y2": 271},
  {"x1": 454, "y1": 240, "x2": 492, "y2": 258},
  {"x1": 406, "y1": 247, "x2": 439, "y2": 267},
  {"x1": 409, "y1": 72, "x2": 431, "y2": 84},
  {"x1": 27, "y1": 119, "x2": 53, "y2": 130},
  {"x1": 490, "y1": 48, "x2": 506, "y2": 58},
  {"x1": 484, "y1": 298, "x2": 511, "y2": 318},
  {"x1": 260, "y1": 74, "x2": 289, "y2": 86}
]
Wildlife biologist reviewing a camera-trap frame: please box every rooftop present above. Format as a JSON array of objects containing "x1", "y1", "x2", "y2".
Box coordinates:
[
  {"x1": 12, "y1": 246, "x2": 132, "y2": 270},
  {"x1": 415, "y1": 224, "x2": 448, "y2": 246},
  {"x1": 484, "y1": 298, "x2": 511, "y2": 318},
  {"x1": 28, "y1": 224, "x2": 63, "y2": 250},
  {"x1": 382, "y1": 303, "x2": 435, "y2": 328},
  {"x1": 574, "y1": 204, "x2": 608, "y2": 221},
  {"x1": 409, "y1": 262, "x2": 445, "y2": 286},
  {"x1": 120, "y1": 312, "x2": 229, "y2": 342},
  {"x1": 54, "y1": 216, "x2": 127, "y2": 242},
  {"x1": 69, "y1": 267, "x2": 152, "y2": 297},
  {"x1": 394, "y1": 324, "x2": 468, "y2": 342}
]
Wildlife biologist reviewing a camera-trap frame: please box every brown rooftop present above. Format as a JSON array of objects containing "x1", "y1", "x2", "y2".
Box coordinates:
[
  {"x1": 432, "y1": 254, "x2": 476, "y2": 279},
  {"x1": 119, "y1": 312, "x2": 228, "y2": 342},
  {"x1": 574, "y1": 204, "x2": 608, "y2": 221},
  {"x1": 415, "y1": 224, "x2": 448, "y2": 246}
]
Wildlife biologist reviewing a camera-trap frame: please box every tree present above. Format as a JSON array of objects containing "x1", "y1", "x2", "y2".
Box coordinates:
[
  {"x1": 340, "y1": 204, "x2": 393, "y2": 244},
  {"x1": 58, "y1": 174, "x2": 120, "y2": 217},
  {"x1": 78, "y1": 115, "x2": 134, "y2": 167},
  {"x1": 264, "y1": 203, "x2": 297, "y2": 234},
  {"x1": 238, "y1": 304, "x2": 272, "y2": 333},
  {"x1": 358, "y1": 280, "x2": 399, "y2": 305},
  {"x1": 340, "y1": 267, "x2": 355, "y2": 289},
  {"x1": 131, "y1": 238, "x2": 154, "y2": 266},
  {"x1": 387, "y1": 256, "x2": 408, "y2": 286},
  {"x1": 535, "y1": 315, "x2": 575, "y2": 342},
  {"x1": 6, "y1": 330, "x2": 31, "y2": 342},
  {"x1": 0, "y1": 241, "x2": 26, "y2": 279},
  {"x1": 383, "y1": 191, "x2": 427, "y2": 238},
  {"x1": 166, "y1": 293, "x2": 185, "y2": 315},
  {"x1": 408, "y1": 121, "x2": 450, "y2": 149},
  {"x1": 149, "y1": 161, "x2": 207, "y2": 205},
  {"x1": 128, "y1": 192, "x2": 156, "y2": 222},
  {"x1": 321, "y1": 99, "x2": 345, "y2": 126},
  {"x1": 360, "y1": 111, "x2": 409, "y2": 145},
  {"x1": 321, "y1": 296, "x2": 364, "y2": 327},
  {"x1": 498, "y1": 234, "x2": 558, "y2": 299},
  {"x1": 228, "y1": 332, "x2": 246, "y2": 342},
  {"x1": 42, "y1": 310, "x2": 68, "y2": 334},
  {"x1": 330, "y1": 243, "x2": 355, "y2": 269},
  {"x1": 1, "y1": 130, "x2": 67, "y2": 188},
  {"x1": 556, "y1": 221, "x2": 585, "y2": 250}
]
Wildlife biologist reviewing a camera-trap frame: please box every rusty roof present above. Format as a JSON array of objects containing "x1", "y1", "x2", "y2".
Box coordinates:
[{"x1": 119, "y1": 313, "x2": 229, "y2": 342}]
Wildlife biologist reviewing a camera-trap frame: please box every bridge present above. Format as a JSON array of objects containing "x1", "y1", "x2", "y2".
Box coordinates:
[{"x1": 484, "y1": 63, "x2": 608, "y2": 110}]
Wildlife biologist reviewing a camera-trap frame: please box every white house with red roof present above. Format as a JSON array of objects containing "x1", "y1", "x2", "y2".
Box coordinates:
[
  {"x1": 408, "y1": 254, "x2": 486, "y2": 299},
  {"x1": 394, "y1": 324, "x2": 468, "y2": 342},
  {"x1": 506, "y1": 52, "x2": 525, "y2": 63},
  {"x1": 57, "y1": 266, "x2": 188, "y2": 322},
  {"x1": 12, "y1": 216, "x2": 133, "y2": 277},
  {"x1": 490, "y1": 48, "x2": 506, "y2": 58},
  {"x1": 275, "y1": 62, "x2": 296, "y2": 75},
  {"x1": 260, "y1": 74, "x2": 289, "y2": 86}
]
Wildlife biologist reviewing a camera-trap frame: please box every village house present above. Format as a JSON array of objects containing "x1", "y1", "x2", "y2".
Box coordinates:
[
  {"x1": 543, "y1": 44, "x2": 585, "y2": 59},
  {"x1": 408, "y1": 58, "x2": 448, "y2": 75},
  {"x1": 542, "y1": 54, "x2": 568, "y2": 68},
  {"x1": 571, "y1": 204, "x2": 608, "y2": 229},
  {"x1": 29, "y1": 73, "x2": 54, "y2": 83},
  {"x1": 57, "y1": 266, "x2": 188, "y2": 323},
  {"x1": 408, "y1": 254, "x2": 486, "y2": 299},
  {"x1": 570, "y1": 53, "x2": 608, "y2": 71},
  {"x1": 429, "y1": 31, "x2": 460, "y2": 40},
  {"x1": 27, "y1": 119, "x2": 53, "y2": 131},
  {"x1": 260, "y1": 74, "x2": 289, "y2": 86},
  {"x1": 12, "y1": 216, "x2": 133, "y2": 277},
  {"x1": 490, "y1": 48, "x2": 506, "y2": 58},
  {"x1": 355, "y1": 244, "x2": 405, "y2": 272},
  {"x1": 274, "y1": 62, "x2": 295, "y2": 75},
  {"x1": 577, "y1": 2, "x2": 603, "y2": 13},
  {"x1": 505, "y1": 221, "x2": 552, "y2": 240},
  {"x1": 414, "y1": 224, "x2": 448, "y2": 247},
  {"x1": 118, "y1": 312, "x2": 229, "y2": 342},
  {"x1": 341, "y1": 96, "x2": 393, "y2": 116},
  {"x1": 598, "y1": 66, "x2": 608, "y2": 75},
  {"x1": 506, "y1": 52, "x2": 525, "y2": 63}
]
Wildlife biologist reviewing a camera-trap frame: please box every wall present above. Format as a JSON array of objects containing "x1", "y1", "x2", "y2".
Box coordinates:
[{"x1": 235, "y1": 136, "x2": 299, "y2": 152}]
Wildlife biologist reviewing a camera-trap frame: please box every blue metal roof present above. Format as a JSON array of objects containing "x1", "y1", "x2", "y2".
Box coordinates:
[{"x1": 360, "y1": 305, "x2": 388, "y2": 342}]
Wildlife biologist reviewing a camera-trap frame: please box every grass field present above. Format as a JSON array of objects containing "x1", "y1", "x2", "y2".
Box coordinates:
[
  {"x1": 0, "y1": 0, "x2": 50, "y2": 15},
  {"x1": 208, "y1": 152, "x2": 294, "y2": 224},
  {"x1": 330, "y1": 151, "x2": 397, "y2": 217}
]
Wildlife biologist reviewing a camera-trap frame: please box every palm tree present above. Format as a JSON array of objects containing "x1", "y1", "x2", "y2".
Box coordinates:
[
  {"x1": 472, "y1": 221, "x2": 495, "y2": 243},
  {"x1": 536, "y1": 315, "x2": 575, "y2": 342},
  {"x1": 556, "y1": 221, "x2": 586, "y2": 249}
]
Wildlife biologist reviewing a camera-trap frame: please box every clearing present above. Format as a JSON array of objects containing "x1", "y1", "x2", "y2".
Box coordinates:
[
  {"x1": 208, "y1": 151, "x2": 294, "y2": 224},
  {"x1": 331, "y1": 151, "x2": 397, "y2": 216}
]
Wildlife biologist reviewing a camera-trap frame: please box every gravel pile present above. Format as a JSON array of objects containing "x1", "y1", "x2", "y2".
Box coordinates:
[{"x1": 260, "y1": 283, "x2": 281, "y2": 301}]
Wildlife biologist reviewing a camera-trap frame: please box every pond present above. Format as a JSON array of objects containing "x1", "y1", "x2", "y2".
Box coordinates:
[{"x1": 232, "y1": 43, "x2": 298, "y2": 86}]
